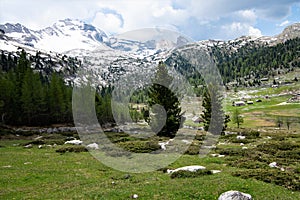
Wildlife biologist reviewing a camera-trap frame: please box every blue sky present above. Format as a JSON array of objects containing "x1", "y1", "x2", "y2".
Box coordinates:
[{"x1": 0, "y1": 0, "x2": 299, "y2": 41}]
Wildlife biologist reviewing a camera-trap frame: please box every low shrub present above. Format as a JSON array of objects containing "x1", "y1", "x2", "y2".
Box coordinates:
[
  {"x1": 229, "y1": 158, "x2": 267, "y2": 169},
  {"x1": 44, "y1": 139, "x2": 65, "y2": 145},
  {"x1": 56, "y1": 145, "x2": 87, "y2": 153},
  {"x1": 216, "y1": 148, "x2": 246, "y2": 156},
  {"x1": 194, "y1": 134, "x2": 206, "y2": 141},
  {"x1": 230, "y1": 138, "x2": 254, "y2": 144},
  {"x1": 232, "y1": 169, "x2": 300, "y2": 191},
  {"x1": 184, "y1": 144, "x2": 200, "y2": 155},
  {"x1": 105, "y1": 132, "x2": 132, "y2": 143},
  {"x1": 24, "y1": 140, "x2": 45, "y2": 146},
  {"x1": 171, "y1": 169, "x2": 212, "y2": 179},
  {"x1": 275, "y1": 150, "x2": 300, "y2": 160},
  {"x1": 117, "y1": 140, "x2": 161, "y2": 153},
  {"x1": 105, "y1": 149, "x2": 132, "y2": 157},
  {"x1": 257, "y1": 141, "x2": 300, "y2": 154},
  {"x1": 241, "y1": 130, "x2": 260, "y2": 139}
]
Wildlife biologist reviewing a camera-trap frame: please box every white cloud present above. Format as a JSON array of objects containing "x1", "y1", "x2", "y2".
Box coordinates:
[
  {"x1": 278, "y1": 20, "x2": 290, "y2": 27},
  {"x1": 221, "y1": 22, "x2": 262, "y2": 39},
  {"x1": 235, "y1": 10, "x2": 257, "y2": 23},
  {"x1": 248, "y1": 26, "x2": 262, "y2": 37},
  {"x1": 0, "y1": 0, "x2": 299, "y2": 40},
  {"x1": 91, "y1": 12, "x2": 123, "y2": 34}
]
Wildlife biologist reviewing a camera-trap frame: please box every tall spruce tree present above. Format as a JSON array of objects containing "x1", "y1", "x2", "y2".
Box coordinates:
[
  {"x1": 232, "y1": 108, "x2": 243, "y2": 128},
  {"x1": 147, "y1": 61, "x2": 182, "y2": 138},
  {"x1": 21, "y1": 68, "x2": 45, "y2": 125},
  {"x1": 49, "y1": 73, "x2": 67, "y2": 123},
  {"x1": 201, "y1": 84, "x2": 229, "y2": 135}
]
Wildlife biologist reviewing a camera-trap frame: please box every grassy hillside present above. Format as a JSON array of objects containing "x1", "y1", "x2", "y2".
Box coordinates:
[{"x1": 0, "y1": 134, "x2": 300, "y2": 200}]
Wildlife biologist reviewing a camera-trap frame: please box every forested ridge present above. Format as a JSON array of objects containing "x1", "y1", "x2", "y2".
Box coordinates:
[
  {"x1": 167, "y1": 37, "x2": 300, "y2": 95},
  {"x1": 0, "y1": 37, "x2": 299, "y2": 126},
  {"x1": 0, "y1": 50, "x2": 115, "y2": 126},
  {"x1": 216, "y1": 37, "x2": 300, "y2": 84}
]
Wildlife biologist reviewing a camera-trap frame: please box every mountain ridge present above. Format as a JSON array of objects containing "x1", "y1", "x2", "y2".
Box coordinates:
[{"x1": 1, "y1": 19, "x2": 300, "y2": 55}]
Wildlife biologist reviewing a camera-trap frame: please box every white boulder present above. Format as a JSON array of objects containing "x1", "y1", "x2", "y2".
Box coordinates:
[
  {"x1": 237, "y1": 136, "x2": 246, "y2": 140},
  {"x1": 24, "y1": 144, "x2": 32, "y2": 148},
  {"x1": 64, "y1": 139, "x2": 83, "y2": 145},
  {"x1": 86, "y1": 143, "x2": 99, "y2": 150},
  {"x1": 218, "y1": 190, "x2": 252, "y2": 200},
  {"x1": 158, "y1": 139, "x2": 173, "y2": 150},
  {"x1": 167, "y1": 165, "x2": 206, "y2": 174},
  {"x1": 211, "y1": 170, "x2": 221, "y2": 174},
  {"x1": 269, "y1": 162, "x2": 277, "y2": 168}
]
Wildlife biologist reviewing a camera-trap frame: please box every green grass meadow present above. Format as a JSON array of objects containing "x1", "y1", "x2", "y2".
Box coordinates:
[{"x1": 1, "y1": 133, "x2": 300, "y2": 199}]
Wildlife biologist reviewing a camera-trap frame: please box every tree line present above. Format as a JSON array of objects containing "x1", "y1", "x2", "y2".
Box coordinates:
[
  {"x1": 0, "y1": 50, "x2": 72, "y2": 125},
  {"x1": 0, "y1": 50, "x2": 115, "y2": 127}
]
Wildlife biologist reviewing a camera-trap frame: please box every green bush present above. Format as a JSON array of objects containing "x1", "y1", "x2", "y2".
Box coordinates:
[
  {"x1": 217, "y1": 148, "x2": 246, "y2": 156},
  {"x1": 24, "y1": 140, "x2": 45, "y2": 146},
  {"x1": 171, "y1": 169, "x2": 212, "y2": 179},
  {"x1": 257, "y1": 142, "x2": 300, "y2": 154},
  {"x1": 105, "y1": 132, "x2": 132, "y2": 143},
  {"x1": 241, "y1": 130, "x2": 260, "y2": 138},
  {"x1": 45, "y1": 139, "x2": 65, "y2": 145},
  {"x1": 184, "y1": 144, "x2": 200, "y2": 155},
  {"x1": 56, "y1": 145, "x2": 87, "y2": 153},
  {"x1": 117, "y1": 140, "x2": 161, "y2": 153},
  {"x1": 194, "y1": 134, "x2": 206, "y2": 141},
  {"x1": 230, "y1": 138, "x2": 254, "y2": 144},
  {"x1": 232, "y1": 169, "x2": 300, "y2": 191},
  {"x1": 275, "y1": 150, "x2": 300, "y2": 160},
  {"x1": 229, "y1": 158, "x2": 267, "y2": 169}
]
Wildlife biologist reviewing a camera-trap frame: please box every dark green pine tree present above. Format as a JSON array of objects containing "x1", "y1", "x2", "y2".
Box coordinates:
[
  {"x1": 48, "y1": 73, "x2": 67, "y2": 123},
  {"x1": 147, "y1": 61, "x2": 182, "y2": 138},
  {"x1": 201, "y1": 90, "x2": 211, "y2": 132},
  {"x1": 21, "y1": 68, "x2": 45, "y2": 125},
  {"x1": 201, "y1": 84, "x2": 229, "y2": 135}
]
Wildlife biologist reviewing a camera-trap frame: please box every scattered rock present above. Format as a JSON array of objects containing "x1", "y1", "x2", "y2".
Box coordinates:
[
  {"x1": 167, "y1": 165, "x2": 206, "y2": 174},
  {"x1": 242, "y1": 147, "x2": 248, "y2": 150},
  {"x1": 124, "y1": 174, "x2": 131, "y2": 179},
  {"x1": 211, "y1": 170, "x2": 221, "y2": 174},
  {"x1": 2, "y1": 165, "x2": 12, "y2": 168},
  {"x1": 38, "y1": 145, "x2": 43, "y2": 149},
  {"x1": 24, "y1": 144, "x2": 32, "y2": 148},
  {"x1": 237, "y1": 136, "x2": 246, "y2": 140},
  {"x1": 24, "y1": 162, "x2": 32, "y2": 165},
  {"x1": 269, "y1": 162, "x2": 277, "y2": 168},
  {"x1": 86, "y1": 143, "x2": 99, "y2": 150},
  {"x1": 211, "y1": 154, "x2": 225, "y2": 158},
  {"x1": 34, "y1": 136, "x2": 43, "y2": 140},
  {"x1": 64, "y1": 139, "x2": 83, "y2": 145},
  {"x1": 158, "y1": 139, "x2": 173, "y2": 150},
  {"x1": 131, "y1": 194, "x2": 138, "y2": 199},
  {"x1": 47, "y1": 128, "x2": 53, "y2": 134},
  {"x1": 240, "y1": 143, "x2": 244, "y2": 146},
  {"x1": 181, "y1": 139, "x2": 192, "y2": 144},
  {"x1": 218, "y1": 190, "x2": 252, "y2": 200}
]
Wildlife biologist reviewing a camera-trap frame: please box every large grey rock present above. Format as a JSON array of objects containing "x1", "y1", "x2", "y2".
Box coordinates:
[{"x1": 218, "y1": 190, "x2": 252, "y2": 200}]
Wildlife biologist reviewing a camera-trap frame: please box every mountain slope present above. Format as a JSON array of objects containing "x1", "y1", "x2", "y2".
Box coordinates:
[{"x1": 0, "y1": 19, "x2": 108, "y2": 52}]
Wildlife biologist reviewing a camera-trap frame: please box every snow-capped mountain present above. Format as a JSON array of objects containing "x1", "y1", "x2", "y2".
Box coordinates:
[
  {"x1": 1, "y1": 19, "x2": 300, "y2": 88},
  {"x1": 0, "y1": 19, "x2": 108, "y2": 52},
  {"x1": 106, "y1": 28, "x2": 192, "y2": 58}
]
